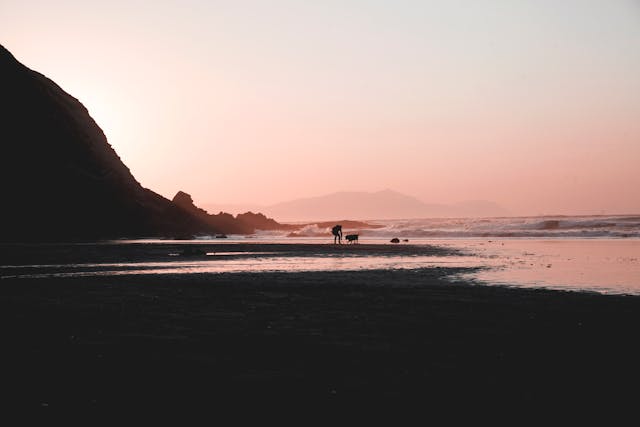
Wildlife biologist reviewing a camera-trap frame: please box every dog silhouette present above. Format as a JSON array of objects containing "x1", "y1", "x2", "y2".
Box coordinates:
[{"x1": 345, "y1": 234, "x2": 359, "y2": 244}]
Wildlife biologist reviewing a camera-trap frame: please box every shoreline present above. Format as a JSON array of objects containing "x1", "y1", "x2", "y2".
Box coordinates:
[{"x1": 3, "y1": 239, "x2": 639, "y2": 295}]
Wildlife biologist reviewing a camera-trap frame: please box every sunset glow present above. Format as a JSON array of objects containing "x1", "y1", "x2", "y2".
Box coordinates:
[
  {"x1": 2, "y1": 1, "x2": 639, "y2": 216},
  {"x1": 2, "y1": 3, "x2": 640, "y2": 410}
]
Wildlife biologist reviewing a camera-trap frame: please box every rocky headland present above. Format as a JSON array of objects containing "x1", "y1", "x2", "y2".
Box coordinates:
[{"x1": 0, "y1": 44, "x2": 381, "y2": 241}]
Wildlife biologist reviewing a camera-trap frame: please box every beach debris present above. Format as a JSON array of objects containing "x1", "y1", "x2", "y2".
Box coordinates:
[
  {"x1": 215, "y1": 234, "x2": 228, "y2": 238},
  {"x1": 403, "y1": 239, "x2": 409, "y2": 242},
  {"x1": 390, "y1": 238, "x2": 400, "y2": 243}
]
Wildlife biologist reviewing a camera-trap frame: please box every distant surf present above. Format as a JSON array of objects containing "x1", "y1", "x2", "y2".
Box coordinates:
[{"x1": 268, "y1": 215, "x2": 640, "y2": 239}]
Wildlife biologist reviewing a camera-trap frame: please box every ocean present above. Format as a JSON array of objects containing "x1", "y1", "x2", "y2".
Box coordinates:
[
  {"x1": 253, "y1": 214, "x2": 639, "y2": 295},
  {"x1": 277, "y1": 214, "x2": 640, "y2": 239},
  {"x1": 1, "y1": 215, "x2": 638, "y2": 295}
]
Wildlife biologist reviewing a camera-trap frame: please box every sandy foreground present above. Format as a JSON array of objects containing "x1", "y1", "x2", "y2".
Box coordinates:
[{"x1": 1, "y1": 242, "x2": 639, "y2": 415}]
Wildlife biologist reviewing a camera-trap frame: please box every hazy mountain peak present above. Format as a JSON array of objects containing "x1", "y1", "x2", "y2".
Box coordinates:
[
  {"x1": 375, "y1": 188, "x2": 399, "y2": 195},
  {"x1": 254, "y1": 190, "x2": 508, "y2": 222}
]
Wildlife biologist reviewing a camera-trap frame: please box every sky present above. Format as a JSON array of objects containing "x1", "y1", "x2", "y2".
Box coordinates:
[{"x1": 2, "y1": 0, "x2": 639, "y2": 216}]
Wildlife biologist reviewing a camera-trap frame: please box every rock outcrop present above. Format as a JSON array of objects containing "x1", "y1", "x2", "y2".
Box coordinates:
[
  {"x1": 0, "y1": 45, "x2": 216, "y2": 241},
  {"x1": 236, "y1": 212, "x2": 296, "y2": 232},
  {"x1": 172, "y1": 191, "x2": 295, "y2": 234}
]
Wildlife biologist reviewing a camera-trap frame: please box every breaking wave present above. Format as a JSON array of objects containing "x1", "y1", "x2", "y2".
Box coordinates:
[
  {"x1": 266, "y1": 215, "x2": 640, "y2": 239},
  {"x1": 367, "y1": 215, "x2": 640, "y2": 238}
]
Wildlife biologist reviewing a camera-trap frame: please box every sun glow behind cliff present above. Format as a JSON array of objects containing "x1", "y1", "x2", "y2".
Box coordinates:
[{"x1": 3, "y1": 0, "x2": 639, "y2": 217}]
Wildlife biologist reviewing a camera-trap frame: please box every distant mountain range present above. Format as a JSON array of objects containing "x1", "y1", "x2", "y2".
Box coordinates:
[{"x1": 203, "y1": 190, "x2": 510, "y2": 222}]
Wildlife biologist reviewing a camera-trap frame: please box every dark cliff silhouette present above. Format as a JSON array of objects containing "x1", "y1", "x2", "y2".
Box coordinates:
[
  {"x1": 0, "y1": 45, "x2": 382, "y2": 240},
  {"x1": 0, "y1": 45, "x2": 216, "y2": 241},
  {"x1": 172, "y1": 191, "x2": 296, "y2": 234}
]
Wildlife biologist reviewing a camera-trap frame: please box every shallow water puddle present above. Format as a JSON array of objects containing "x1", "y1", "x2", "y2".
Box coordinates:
[
  {"x1": 447, "y1": 239, "x2": 640, "y2": 295},
  {"x1": 0, "y1": 254, "x2": 483, "y2": 279},
  {"x1": 2, "y1": 239, "x2": 638, "y2": 295}
]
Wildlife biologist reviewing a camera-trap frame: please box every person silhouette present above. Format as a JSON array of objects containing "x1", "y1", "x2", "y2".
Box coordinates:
[{"x1": 331, "y1": 224, "x2": 343, "y2": 244}]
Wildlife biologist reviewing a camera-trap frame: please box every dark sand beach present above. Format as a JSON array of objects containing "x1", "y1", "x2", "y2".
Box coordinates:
[{"x1": 1, "y1": 242, "x2": 639, "y2": 416}]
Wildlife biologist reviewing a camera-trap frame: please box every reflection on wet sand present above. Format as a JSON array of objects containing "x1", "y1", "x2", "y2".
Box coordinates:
[
  {"x1": 448, "y1": 239, "x2": 640, "y2": 295},
  {"x1": 1, "y1": 239, "x2": 638, "y2": 295}
]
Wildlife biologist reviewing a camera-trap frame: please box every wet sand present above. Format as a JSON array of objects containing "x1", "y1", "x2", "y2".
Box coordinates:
[
  {"x1": 1, "y1": 242, "x2": 639, "y2": 415},
  {"x1": 0, "y1": 241, "x2": 461, "y2": 265}
]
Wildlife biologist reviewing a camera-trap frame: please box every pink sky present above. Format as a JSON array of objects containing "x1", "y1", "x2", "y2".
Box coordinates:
[{"x1": 2, "y1": 1, "x2": 639, "y2": 215}]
